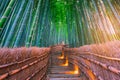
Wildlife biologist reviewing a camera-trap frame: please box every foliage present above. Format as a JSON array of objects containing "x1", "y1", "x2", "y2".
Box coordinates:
[{"x1": 0, "y1": 0, "x2": 120, "y2": 47}]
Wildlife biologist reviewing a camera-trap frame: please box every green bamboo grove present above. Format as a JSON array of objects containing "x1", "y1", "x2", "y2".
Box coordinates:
[{"x1": 0, "y1": 0, "x2": 120, "y2": 48}]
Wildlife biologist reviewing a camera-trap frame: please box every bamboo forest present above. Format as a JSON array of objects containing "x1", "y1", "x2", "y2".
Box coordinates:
[{"x1": 0, "y1": 0, "x2": 120, "y2": 80}]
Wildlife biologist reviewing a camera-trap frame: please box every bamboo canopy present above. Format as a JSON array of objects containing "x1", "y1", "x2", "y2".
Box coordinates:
[{"x1": 0, "y1": 0, "x2": 120, "y2": 47}]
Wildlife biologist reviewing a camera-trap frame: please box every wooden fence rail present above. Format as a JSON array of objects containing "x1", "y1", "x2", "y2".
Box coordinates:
[
  {"x1": 0, "y1": 47, "x2": 50, "y2": 80},
  {"x1": 64, "y1": 47, "x2": 120, "y2": 80}
]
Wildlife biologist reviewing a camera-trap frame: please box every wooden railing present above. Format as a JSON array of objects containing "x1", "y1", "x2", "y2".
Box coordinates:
[
  {"x1": 64, "y1": 47, "x2": 120, "y2": 80},
  {"x1": 1, "y1": 45, "x2": 120, "y2": 80},
  {"x1": 0, "y1": 47, "x2": 50, "y2": 80}
]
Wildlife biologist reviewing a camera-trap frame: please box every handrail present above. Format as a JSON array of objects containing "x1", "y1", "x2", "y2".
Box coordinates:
[
  {"x1": 70, "y1": 52, "x2": 120, "y2": 61},
  {"x1": 80, "y1": 56, "x2": 120, "y2": 75},
  {"x1": 26, "y1": 62, "x2": 48, "y2": 80},
  {"x1": 0, "y1": 52, "x2": 49, "y2": 80},
  {"x1": 0, "y1": 52, "x2": 48, "y2": 68},
  {"x1": 68, "y1": 57, "x2": 103, "y2": 80},
  {"x1": 0, "y1": 52, "x2": 48, "y2": 75},
  {"x1": 63, "y1": 47, "x2": 120, "y2": 80},
  {"x1": 68, "y1": 54, "x2": 120, "y2": 76}
]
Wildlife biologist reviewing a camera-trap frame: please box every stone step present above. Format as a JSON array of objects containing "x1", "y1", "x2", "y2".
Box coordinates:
[
  {"x1": 48, "y1": 74, "x2": 87, "y2": 80},
  {"x1": 49, "y1": 71, "x2": 71, "y2": 74},
  {"x1": 48, "y1": 74, "x2": 80, "y2": 78},
  {"x1": 49, "y1": 77, "x2": 86, "y2": 80},
  {"x1": 48, "y1": 67, "x2": 73, "y2": 74},
  {"x1": 48, "y1": 52, "x2": 88, "y2": 80},
  {"x1": 49, "y1": 67, "x2": 72, "y2": 71},
  {"x1": 49, "y1": 65, "x2": 69, "y2": 68}
]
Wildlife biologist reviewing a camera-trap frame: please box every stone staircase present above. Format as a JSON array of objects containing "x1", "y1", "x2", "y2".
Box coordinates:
[{"x1": 47, "y1": 52, "x2": 88, "y2": 80}]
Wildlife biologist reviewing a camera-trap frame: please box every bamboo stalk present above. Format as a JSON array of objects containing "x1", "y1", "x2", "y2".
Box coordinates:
[{"x1": 0, "y1": 0, "x2": 16, "y2": 30}]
